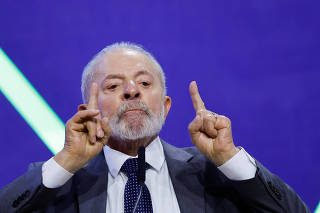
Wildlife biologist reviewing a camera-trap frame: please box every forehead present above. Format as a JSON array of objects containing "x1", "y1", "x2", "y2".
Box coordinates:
[{"x1": 94, "y1": 48, "x2": 159, "y2": 80}]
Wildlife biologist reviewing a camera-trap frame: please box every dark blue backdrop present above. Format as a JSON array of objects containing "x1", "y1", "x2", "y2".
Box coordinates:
[{"x1": 0, "y1": 0, "x2": 319, "y2": 210}]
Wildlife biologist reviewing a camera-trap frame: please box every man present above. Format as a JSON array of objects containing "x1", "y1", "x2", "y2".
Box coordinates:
[{"x1": 0, "y1": 42, "x2": 310, "y2": 212}]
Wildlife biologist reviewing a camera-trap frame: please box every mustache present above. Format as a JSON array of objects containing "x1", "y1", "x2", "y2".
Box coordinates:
[{"x1": 115, "y1": 101, "x2": 151, "y2": 118}]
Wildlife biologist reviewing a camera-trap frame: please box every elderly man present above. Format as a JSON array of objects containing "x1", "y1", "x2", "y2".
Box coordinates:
[{"x1": 0, "y1": 42, "x2": 310, "y2": 212}]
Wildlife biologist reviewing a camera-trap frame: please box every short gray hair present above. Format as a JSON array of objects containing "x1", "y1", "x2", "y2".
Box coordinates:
[{"x1": 81, "y1": 42, "x2": 166, "y2": 103}]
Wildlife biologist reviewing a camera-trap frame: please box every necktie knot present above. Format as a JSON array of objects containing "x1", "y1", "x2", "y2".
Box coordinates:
[{"x1": 121, "y1": 158, "x2": 139, "y2": 177}]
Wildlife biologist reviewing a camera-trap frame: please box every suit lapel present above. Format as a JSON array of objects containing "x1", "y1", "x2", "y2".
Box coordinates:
[
  {"x1": 75, "y1": 152, "x2": 109, "y2": 213},
  {"x1": 74, "y1": 141, "x2": 206, "y2": 213},
  {"x1": 162, "y1": 141, "x2": 205, "y2": 213}
]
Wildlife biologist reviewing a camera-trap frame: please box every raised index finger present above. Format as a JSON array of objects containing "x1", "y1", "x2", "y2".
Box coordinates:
[
  {"x1": 88, "y1": 82, "x2": 99, "y2": 110},
  {"x1": 189, "y1": 81, "x2": 206, "y2": 112}
]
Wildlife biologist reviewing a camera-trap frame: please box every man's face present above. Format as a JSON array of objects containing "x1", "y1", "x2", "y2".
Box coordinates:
[{"x1": 91, "y1": 48, "x2": 171, "y2": 140}]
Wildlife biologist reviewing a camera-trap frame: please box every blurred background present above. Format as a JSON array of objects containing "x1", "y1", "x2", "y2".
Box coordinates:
[{"x1": 0, "y1": 0, "x2": 319, "y2": 211}]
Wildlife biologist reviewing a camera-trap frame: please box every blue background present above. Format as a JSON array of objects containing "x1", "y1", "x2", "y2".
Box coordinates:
[{"x1": 0, "y1": 0, "x2": 319, "y2": 210}]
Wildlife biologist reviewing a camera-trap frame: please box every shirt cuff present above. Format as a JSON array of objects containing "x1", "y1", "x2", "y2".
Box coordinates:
[
  {"x1": 42, "y1": 157, "x2": 74, "y2": 188},
  {"x1": 217, "y1": 147, "x2": 257, "y2": 181}
]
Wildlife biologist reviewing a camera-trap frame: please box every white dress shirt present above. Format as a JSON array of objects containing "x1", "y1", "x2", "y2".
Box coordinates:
[
  {"x1": 42, "y1": 137, "x2": 256, "y2": 213},
  {"x1": 104, "y1": 137, "x2": 180, "y2": 213}
]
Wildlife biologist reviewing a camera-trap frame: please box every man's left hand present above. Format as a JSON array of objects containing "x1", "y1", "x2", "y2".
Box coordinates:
[{"x1": 188, "y1": 81, "x2": 239, "y2": 166}]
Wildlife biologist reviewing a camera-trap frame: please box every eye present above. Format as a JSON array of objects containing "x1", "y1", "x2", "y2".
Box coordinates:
[
  {"x1": 141, "y1": 82, "x2": 150, "y2": 87},
  {"x1": 108, "y1": 85, "x2": 118, "y2": 90}
]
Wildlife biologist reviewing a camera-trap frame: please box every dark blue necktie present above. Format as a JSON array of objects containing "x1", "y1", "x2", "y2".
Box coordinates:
[{"x1": 121, "y1": 158, "x2": 153, "y2": 213}]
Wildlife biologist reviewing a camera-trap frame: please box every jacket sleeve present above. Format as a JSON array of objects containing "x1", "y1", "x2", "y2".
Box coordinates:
[
  {"x1": 0, "y1": 162, "x2": 61, "y2": 213},
  {"x1": 228, "y1": 160, "x2": 311, "y2": 213}
]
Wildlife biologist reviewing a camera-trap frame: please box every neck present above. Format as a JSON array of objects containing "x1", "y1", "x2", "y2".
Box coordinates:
[{"x1": 107, "y1": 135, "x2": 158, "y2": 156}]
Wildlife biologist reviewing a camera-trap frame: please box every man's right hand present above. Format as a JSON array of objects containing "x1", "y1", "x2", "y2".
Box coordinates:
[{"x1": 54, "y1": 83, "x2": 111, "y2": 174}]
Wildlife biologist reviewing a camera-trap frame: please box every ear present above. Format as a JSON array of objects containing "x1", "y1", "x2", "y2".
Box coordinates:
[
  {"x1": 78, "y1": 104, "x2": 88, "y2": 111},
  {"x1": 163, "y1": 96, "x2": 172, "y2": 119}
]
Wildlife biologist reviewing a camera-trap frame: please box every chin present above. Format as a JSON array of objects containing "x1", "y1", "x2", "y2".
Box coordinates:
[{"x1": 109, "y1": 108, "x2": 164, "y2": 142}]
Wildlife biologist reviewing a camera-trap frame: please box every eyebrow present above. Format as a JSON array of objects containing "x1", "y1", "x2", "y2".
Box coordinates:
[
  {"x1": 103, "y1": 74, "x2": 125, "y2": 81},
  {"x1": 103, "y1": 70, "x2": 154, "y2": 81}
]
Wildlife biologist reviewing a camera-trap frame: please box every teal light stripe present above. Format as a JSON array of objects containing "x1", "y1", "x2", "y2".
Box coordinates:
[
  {"x1": 315, "y1": 201, "x2": 320, "y2": 213},
  {"x1": 0, "y1": 48, "x2": 65, "y2": 154}
]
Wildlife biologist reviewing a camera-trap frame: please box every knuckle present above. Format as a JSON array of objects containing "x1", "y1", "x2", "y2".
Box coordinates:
[
  {"x1": 196, "y1": 109, "x2": 205, "y2": 114},
  {"x1": 207, "y1": 115, "x2": 215, "y2": 122},
  {"x1": 221, "y1": 116, "x2": 231, "y2": 127},
  {"x1": 226, "y1": 117, "x2": 231, "y2": 125},
  {"x1": 66, "y1": 119, "x2": 73, "y2": 128},
  {"x1": 77, "y1": 109, "x2": 85, "y2": 115},
  {"x1": 66, "y1": 119, "x2": 72, "y2": 125}
]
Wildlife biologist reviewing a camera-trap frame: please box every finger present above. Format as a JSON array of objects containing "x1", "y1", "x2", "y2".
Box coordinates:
[
  {"x1": 66, "y1": 121, "x2": 87, "y2": 132},
  {"x1": 215, "y1": 115, "x2": 231, "y2": 130},
  {"x1": 189, "y1": 81, "x2": 206, "y2": 112},
  {"x1": 87, "y1": 83, "x2": 101, "y2": 143},
  {"x1": 88, "y1": 82, "x2": 99, "y2": 110},
  {"x1": 196, "y1": 108, "x2": 213, "y2": 118},
  {"x1": 72, "y1": 109, "x2": 100, "y2": 123},
  {"x1": 87, "y1": 118, "x2": 97, "y2": 144},
  {"x1": 101, "y1": 117, "x2": 111, "y2": 135},
  {"x1": 188, "y1": 115, "x2": 203, "y2": 135},
  {"x1": 100, "y1": 117, "x2": 112, "y2": 146},
  {"x1": 188, "y1": 115, "x2": 206, "y2": 149},
  {"x1": 96, "y1": 118, "x2": 104, "y2": 139},
  {"x1": 202, "y1": 114, "x2": 218, "y2": 138}
]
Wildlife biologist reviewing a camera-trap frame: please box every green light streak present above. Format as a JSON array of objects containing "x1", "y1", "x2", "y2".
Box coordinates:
[
  {"x1": 0, "y1": 48, "x2": 65, "y2": 154},
  {"x1": 315, "y1": 201, "x2": 320, "y2": 213}
]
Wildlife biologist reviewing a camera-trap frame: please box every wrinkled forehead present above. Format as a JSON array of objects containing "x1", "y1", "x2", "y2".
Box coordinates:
[{"x1": 92, "y1": 48, "x2": 160, "y2": 81}]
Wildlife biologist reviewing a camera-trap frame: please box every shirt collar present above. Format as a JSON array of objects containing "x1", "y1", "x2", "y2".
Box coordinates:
[{"x1": 103, "y1": 136, "x2": 165, "y2": 178}]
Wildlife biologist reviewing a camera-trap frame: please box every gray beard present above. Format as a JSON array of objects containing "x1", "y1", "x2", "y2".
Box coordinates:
[{"x1": 108, "y1": 101, "x2": 165, "y2": 141}]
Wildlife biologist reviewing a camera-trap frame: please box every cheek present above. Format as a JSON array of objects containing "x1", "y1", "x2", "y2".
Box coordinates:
[
  {"x1": 147, "y1": 90, "x2": 163, "y2": 112},
  {"x1": 98, "y1": 96, "x2": 119, "y2": 118}
]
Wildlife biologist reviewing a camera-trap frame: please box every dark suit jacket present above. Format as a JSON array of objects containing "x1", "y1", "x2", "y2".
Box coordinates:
[{"x1": 0, "y1": 141, "x2": 311, "y2": 213}]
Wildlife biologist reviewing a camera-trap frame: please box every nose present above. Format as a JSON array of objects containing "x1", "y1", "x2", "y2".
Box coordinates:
[{"x1": 123, "y1": 80, "x2": 140, "y2": 100}]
